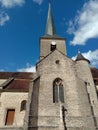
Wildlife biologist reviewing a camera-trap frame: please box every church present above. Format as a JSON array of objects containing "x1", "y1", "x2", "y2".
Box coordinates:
[{"x1": 0, "y1": 3, "x2": 98, "y2": 130}]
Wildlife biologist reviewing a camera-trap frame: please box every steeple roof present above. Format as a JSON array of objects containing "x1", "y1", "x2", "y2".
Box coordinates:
[
  {"x1": 75, "y1": 52, "x2": 90, "y2": 63},
  {"x1": 45, "y1": 3, "x2": 56, "y2": 36},
  {"x1": 41, "y1": 2, "x2": 65, "y2": 39}
]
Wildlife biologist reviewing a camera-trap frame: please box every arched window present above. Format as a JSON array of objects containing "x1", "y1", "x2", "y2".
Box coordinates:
[
  {"x1": 53, "y1": 78, "x2": 64, "y2": 103},
  {"x1": 20, "y1": 100, "x2": 27, "y2": 111}
]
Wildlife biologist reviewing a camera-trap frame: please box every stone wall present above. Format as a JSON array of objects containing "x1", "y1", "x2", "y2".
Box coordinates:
[
  {"x1": 0, "y1": 92, "x2": 28, "y2": 127},
  {"x1": 40, "y1": 38, "x2": 66, "y2": 59},
  {"x1": 32, "y1": 50, "x2": 96, "y2": 130},
  {"x1": 25, "y1": 49, "x2": 98, "y2": 130},
  {"x1": 75, "y1": 60, "x2": 98, "y2": 127}
]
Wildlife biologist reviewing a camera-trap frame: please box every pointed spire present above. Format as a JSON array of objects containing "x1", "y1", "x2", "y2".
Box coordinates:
[
  {"x1": 45, "y1": 2, "x2": 56, "y2": 36},
  {"x1": 75, "y1": 51, "x2": 90, "y2": 63}
]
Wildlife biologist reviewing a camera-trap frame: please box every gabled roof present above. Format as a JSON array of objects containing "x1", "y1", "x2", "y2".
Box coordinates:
[
  {"x1": 0, "y1": 72, "x2": 33, "y2": 92},
  {"x1": 0, "y1": 72, "x2": 33, "y2": 79},
  {"x1": 37, "y1": 49, "x2": 74, "y2": 65},
  {"x1": 6, "y1": 79, "x2": 30, "y2": 91}
]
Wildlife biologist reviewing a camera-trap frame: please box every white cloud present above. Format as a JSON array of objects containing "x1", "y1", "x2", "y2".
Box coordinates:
[
  {"x1": 17, "y1": 63, "x2": 36, "y2": 72},
  {"x1": 0, "y1": 12, "x2": 10, "y2": 26},
  {"x1": 67, "y1": 0, "x2": 98, "y2": 45},
  {"x1": 0, "y1": 0, "x2": 25, "y2": 8},
  {"x1": 72, "y1": 49, "x2": 98, "y2": 67},
  {"x1": 0, "y1": 0, "x2": 25, "y2": 26},
  {"x1": 32, "y1": 0, "x2": 43, "y2": 5}
]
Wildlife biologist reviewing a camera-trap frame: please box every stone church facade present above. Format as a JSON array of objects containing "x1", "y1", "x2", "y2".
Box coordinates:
[{"x1": 0, "y1": 3, "x2": 98, "y2": 130}]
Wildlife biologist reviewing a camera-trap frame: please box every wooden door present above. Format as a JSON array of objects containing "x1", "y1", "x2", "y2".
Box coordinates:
[{"x1": 5, "y1": 109, "x2": 15, "y2": 125}]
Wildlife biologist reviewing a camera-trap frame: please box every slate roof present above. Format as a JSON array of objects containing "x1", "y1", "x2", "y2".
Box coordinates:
[
  {"x1": 42, "y1": 3, "x2": 64, "y2": 39},
  {"x1": 45, "y1": 3, "x2": 56, "y2": 36},
  {"x1": 75, "y1": 52, "x2": 90, "y2": 63},
  {"x1": 5, "y1": 79, "x2": 31, "y2": 91},
  {"x1": 0, "y1": 72, "x2": 34, "y2": 92}
]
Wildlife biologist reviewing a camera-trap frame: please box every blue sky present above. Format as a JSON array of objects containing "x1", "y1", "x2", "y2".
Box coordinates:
[{"x1": 0, "y1": 0, "x2": 98, "y2": 72}]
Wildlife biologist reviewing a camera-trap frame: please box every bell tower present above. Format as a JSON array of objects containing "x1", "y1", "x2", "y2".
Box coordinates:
[
  {"x1": 24, "y1": 2, "x2": 98, "y2": 130},
  {"x1": 40, "y1": 3, "x2": 66, "y2": 60}
]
